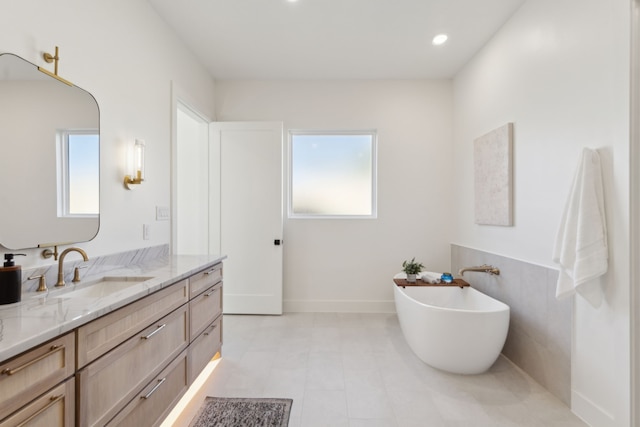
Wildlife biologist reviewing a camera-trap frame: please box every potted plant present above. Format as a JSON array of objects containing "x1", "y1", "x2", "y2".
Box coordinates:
[{"x1": 402, "y1": 258, "x2": 424, "y2": 283}]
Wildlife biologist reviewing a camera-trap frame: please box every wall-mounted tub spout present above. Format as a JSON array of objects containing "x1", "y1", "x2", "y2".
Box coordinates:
[{"x1": 458, "y1": 264, "x2": 500, "y2": 276}]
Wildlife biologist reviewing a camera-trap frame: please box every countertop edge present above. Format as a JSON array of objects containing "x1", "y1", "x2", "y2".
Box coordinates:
[{"x1": 0, "y1": 254, "x2": 226, "y2": 362}]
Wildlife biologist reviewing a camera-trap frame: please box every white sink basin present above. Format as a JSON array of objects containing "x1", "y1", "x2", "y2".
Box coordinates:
[{"x1": 55, "y1": 276, "x2": 154, "y2": 299}]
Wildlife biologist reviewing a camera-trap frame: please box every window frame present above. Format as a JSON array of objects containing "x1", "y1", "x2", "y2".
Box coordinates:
[
  {"x1": 56, "y1": 129, "x2": 100, "y2": 218},
  {"x1": 288, "y1": 129, "x2": 378, "y2": 219}
]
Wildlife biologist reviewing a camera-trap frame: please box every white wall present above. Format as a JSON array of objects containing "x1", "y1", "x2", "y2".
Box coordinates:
[
  {"x1": 0, "y1": 0, "x2": 216, "y2": 267},
  {"x1": 452, "y1": 0, "x2": 630, "y2": 425},
  {"x1": 215, "y1": 80, "x2": 453, "y2": 312}
]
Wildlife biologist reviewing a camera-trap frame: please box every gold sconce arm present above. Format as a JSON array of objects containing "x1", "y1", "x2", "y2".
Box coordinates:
[
  {"x1": 38, "y1": 46, "x2": 73, "y2": 86},
  {"x1": 124, "y1": 170, "x2": 144, "y2": 189}
]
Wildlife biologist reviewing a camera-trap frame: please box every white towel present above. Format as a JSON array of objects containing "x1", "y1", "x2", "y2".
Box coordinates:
[
  {"x1": 552, "y1": 148, "x2": 608, "y2": 302},
  {"x1": 420, "y1": 271, "x2": 442, "y2": 284}
]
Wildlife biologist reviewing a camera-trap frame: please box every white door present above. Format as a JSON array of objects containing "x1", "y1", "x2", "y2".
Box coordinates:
[{"x1": 210, "y1": 122, "x2": 284, "y2": 315}]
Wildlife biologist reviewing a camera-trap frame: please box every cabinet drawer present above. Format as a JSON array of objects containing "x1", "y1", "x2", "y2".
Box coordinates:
[
  {"x1": 189, "y1": 263, "x2": 222, "y2": 299},
  {"x1": 0, "y1": 333, "x2": 74, "y2": 421},
  {"x1": 77, "y1": 279, "x2": 188, "y2": 368},
  {"x1": 0, "y1": 378, "x2": 74, "y2": 427},
  {"x1": 188, "y1": 317, "x2": 222, "y2": 384},
  {"x1": 107, "y1": 350, "x2": 188, "y2": 427},
  {"x1": 189, "y1": 282, "x2": 222, "y2": 341},
  {"x1": 77, "y1": 304, "x2": 189, "y2": 427}
]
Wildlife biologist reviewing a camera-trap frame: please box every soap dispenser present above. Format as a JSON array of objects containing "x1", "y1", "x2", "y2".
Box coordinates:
[{"x1": 0, "y1": 253, "x2": 26, "y2": 304}]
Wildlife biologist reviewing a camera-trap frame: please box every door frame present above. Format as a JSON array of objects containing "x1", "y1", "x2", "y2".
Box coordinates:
[
  {"x1": 170, "y1": 82, "x2": 214, "y2": 254},
  {"x1": 630, "y1": 1, "x2": 640, "y2": 424}
]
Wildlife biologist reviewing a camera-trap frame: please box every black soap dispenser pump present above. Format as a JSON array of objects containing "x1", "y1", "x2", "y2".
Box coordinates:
[{"x1": 0, "y1": 253, "x2": 26, "y2": 304}]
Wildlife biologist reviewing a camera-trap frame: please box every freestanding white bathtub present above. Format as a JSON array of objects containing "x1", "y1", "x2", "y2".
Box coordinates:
[{"x1": 393, "y1": 273, "x2": 510, "y2": 375}]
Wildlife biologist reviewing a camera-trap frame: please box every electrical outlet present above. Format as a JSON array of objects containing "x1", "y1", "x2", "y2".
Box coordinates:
[{"x1": 143, "y1": 224, "x2": 150, "y2": 240}]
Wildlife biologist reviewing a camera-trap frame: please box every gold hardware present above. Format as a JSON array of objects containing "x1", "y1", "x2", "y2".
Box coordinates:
[
  {"x1": 72, "y1": 266, "x2": 88, "y2": 283},
  {"x1": 2, "y1": 345, "x2": 63, "y2": 376},
  {"x1": 16, "y1": 394, "x2": 64, "y2": 427},
  {"x1": 458, "y1": 264, "x2": 501, "y2": 277},
  {"x1": 40, "y1": 245, "x2": 59, "y2": 261},
  {"x1": 56, "y1": 247, "x2": 89, "y2": 287},
  {"x1": 38, "y1": 46, "x2": 73, "y2": 86},
  {"x1": 27, "y1": 274, "x2": 48, "y2": 292},
  {"x1": 124, "y1": 169, "x2": 143, "y2": 189},
  {"x1": 204, "y1": 288, "x2": 217, "y2": 297}
]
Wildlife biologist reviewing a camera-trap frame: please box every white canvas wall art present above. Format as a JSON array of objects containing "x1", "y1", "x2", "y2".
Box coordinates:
[{"x1": 474, "y1": 123, "x2": 513, "y2": 226}]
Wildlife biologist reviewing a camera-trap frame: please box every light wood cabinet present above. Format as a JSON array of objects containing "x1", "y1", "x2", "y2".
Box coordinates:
[
  {"x1": 189, "y1": 264, "x2": 222, "y2": 299},
  {"x1": 0, "y1": 378, "x2": 74, "y2": 427},
  {"x1": 77, "y1": 304, "x2": 189, "y2": 427},
  {"x1": 76, "y1": 279, "x2": 188, "y2": 368},
  {"x1": 0, "y1": 260, "x2": 223, "y2": 427},
  {"x1": 188, "y1": 316, "x2": 222, "y2": 384},
  {"x1": 189, "y1": 281, "x2": 222, "y2": 341},
  {"x1": 106, "y1": 350, "x2": 189, "y2": 427},
  {"x1": 0, "y1": 333, "x2": 74, "y2": 422}
]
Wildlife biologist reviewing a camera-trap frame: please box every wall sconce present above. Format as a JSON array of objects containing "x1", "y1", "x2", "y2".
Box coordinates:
[{"x1": 124, "y1": 139, "x2": 145, "y2": 190}]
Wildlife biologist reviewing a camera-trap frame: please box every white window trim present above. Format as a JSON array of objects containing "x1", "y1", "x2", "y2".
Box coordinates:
[
  {"x1": 57, "y1": 129, "x2": 99, "y2": 218},
  {"x1": 288, "y1": 129, "x2": 378, "y2": 219}
]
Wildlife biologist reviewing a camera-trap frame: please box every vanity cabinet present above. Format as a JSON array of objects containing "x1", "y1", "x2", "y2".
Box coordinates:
[
  {"x1": 77, "y1": 304, "x2": 189, "y2": 427},
  {"x1": 0, "y1": 378, "x2": 75, "y2": 427},
  {"x1": 105, "y1": 350, "x2": 189, "y2": 427},
  {"x1": 0, "y1": 332, "x2": 75, "y2": 426},
  {"x1": 76, "y1": 279, "x2": 188, "y2": 368},
  {"x1": 190, "y1": 281, "x2": 222, "y2": 341},
  {"x1": 0, "y1": 260, "x2": 223, "y2": 427}
]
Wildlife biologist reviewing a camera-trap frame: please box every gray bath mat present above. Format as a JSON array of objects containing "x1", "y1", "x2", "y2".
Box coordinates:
[{"x1": 189, "y1": 397, "x2": 292, "y2": 427}]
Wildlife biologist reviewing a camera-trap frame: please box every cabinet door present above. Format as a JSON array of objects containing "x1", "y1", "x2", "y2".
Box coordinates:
[
  {"x1": 106, "y1": 350, "x2": 188, "y2": 427},
  {"x1": 189, "y1": 263, "x2": 222, "y2": 299},
  {"x1": 77, "y1": 304, "x2": 189, "y2": 427},
  {"x1": 77, "y1": 279, "x2": 188, "y2": 368},
  {"x1": 0, "y1": 333, "x2": 74, "y2": 421},
  {"x1": 189, "y1": 282, "x2": 222, "y2": 341},
  {"x1": 0, "y1": 378, "x2": 74, "y2": 427},
  {"x1": 188, "y1": 316, "x2": 222, "y2": 384}
]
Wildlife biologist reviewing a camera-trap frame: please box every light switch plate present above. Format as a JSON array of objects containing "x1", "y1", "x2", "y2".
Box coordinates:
[{"x1": 156, "y1": 206, "x2": 170, "y2": 221}]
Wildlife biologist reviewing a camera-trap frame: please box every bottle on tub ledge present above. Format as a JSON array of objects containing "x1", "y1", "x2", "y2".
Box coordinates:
[{"x1": 0, "y1": 253, "x2": 26, "y2": 304}]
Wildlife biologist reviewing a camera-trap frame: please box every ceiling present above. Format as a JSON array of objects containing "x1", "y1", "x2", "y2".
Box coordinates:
[{"x1": 148, "y1": 0, "x2": 525, "y2": 80}]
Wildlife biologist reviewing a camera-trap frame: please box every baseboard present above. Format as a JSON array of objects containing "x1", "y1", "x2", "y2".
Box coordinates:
[
  {"x1": 572, "y1": 390, "x2": 616, "y2": 427},
  {"x1": 283, "y1": 299, "x2": 395, "y2": 313}
]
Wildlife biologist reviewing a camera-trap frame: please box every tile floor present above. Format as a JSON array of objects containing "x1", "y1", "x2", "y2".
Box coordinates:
[{"x1": 185, "y1": 313, "x2": 587, "y2": 427}]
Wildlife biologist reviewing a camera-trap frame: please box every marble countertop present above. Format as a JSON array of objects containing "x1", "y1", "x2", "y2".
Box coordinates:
[{"x1": 0, "y1": 254, "x2": 226, "y2": 362}]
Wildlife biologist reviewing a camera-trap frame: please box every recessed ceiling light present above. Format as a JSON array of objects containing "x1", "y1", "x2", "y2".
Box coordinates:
[{"x1": 432, "y1": 34, "x2": 448, "y2": 46}]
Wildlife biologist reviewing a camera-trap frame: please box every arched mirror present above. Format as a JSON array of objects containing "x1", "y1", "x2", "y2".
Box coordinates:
[{"x1": 0, "y1": 53, "x2": 99, "y2": 249}]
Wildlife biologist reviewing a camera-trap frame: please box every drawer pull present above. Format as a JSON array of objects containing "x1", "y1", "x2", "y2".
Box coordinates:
[
  {"x1": 1, "y1": 345, "x2": 63, "y2": 376},
  {"x1": 204, "y1": 324, "x2": 218, "y2": 336},
  {"x1": 141, "y1": 377, "x2": 166, "y2": 400},
  {"x1": 141, "y1": 324, "x2": 166, "y2": 340},
  {"x1": 204, "y1": 288, "x2": 218, "y2": 297},
  {"x1": 16, "y1": 394, "x2": 64, "y2": 427},
  {"x1": 204, "y1": 269, "x2": 218, "y2": 276}
]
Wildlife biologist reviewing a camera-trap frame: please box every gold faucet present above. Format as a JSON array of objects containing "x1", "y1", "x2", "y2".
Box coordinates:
[
  {"x1": 458, "y1": 264, "x2": 500, "y2": 276},
  {"x1": 56, "y1": 247, "x2": 89, "y2": 287}
]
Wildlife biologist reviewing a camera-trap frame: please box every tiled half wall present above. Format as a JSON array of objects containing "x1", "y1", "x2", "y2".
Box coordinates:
[{"x1": 451, "y1": 244, "x2": 572, "y2": 405}]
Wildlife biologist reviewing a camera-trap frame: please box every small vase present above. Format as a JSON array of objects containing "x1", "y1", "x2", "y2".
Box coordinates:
[{"x1": 406, "y1": 273, "x2": 417, "y2": 283}]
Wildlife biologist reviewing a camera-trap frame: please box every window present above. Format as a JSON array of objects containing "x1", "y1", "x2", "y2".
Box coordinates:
[
  {"x1": 289, "y1": 131, "x2": 376, "y2": 218},
  {"x1": 58, "y1": 130, "x2": 99, "y2": 217}
]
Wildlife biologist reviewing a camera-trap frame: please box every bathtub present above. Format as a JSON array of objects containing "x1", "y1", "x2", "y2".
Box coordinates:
[{"x1": 393, "y1": 274, "x2": 510, "y2": 374}]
